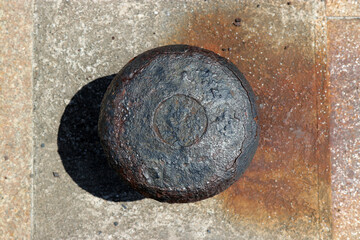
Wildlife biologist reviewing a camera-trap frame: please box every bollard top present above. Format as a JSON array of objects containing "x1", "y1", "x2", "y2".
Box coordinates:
[{"x1": 98, "y1": 45, "x2": 259, "y2": 203}]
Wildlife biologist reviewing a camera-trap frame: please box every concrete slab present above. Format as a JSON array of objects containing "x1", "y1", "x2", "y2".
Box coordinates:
[
  {"x1": 33, "y1": 0, "x2": 332, "y2": 239},
  {"x1": 328, "y1": 19, "x2": 360, "y2": 240},
  {"x1": 0, "y1": 1, "x2": 33, "y2": 239},
  {"x1": 326, "y1": 0, "x2": 360, "y2": 17}
]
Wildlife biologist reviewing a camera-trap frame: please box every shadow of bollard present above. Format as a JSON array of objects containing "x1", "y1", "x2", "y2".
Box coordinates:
[{"x1": 57, "y1": 74, "x2": 144, "y2": 202}]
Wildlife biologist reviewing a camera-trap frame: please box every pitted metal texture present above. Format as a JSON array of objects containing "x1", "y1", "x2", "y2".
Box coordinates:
[{"x1": 98, "y1": 45, "x2": 259, "y2": 203}]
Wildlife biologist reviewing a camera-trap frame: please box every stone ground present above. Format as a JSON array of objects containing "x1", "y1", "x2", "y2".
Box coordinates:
[{"x1": 1, "y1": 0, "x2": 359, "y2": 239}]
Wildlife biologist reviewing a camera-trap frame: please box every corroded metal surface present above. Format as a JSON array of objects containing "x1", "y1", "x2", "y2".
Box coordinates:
[
  {"x1": 99, "y1": 45, "x2": 259, "y2": 203},
  {"x1": 328, "y1": 19, "x2": 360, "y2": 240},
  {"x1": 153, "y1": 94, "x2": 208, "y2": 148}
]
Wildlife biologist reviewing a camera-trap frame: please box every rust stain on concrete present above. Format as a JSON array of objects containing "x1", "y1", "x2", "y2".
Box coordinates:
[{"x1": 164, "y1": 1, "x2": 332, "y2": 238}]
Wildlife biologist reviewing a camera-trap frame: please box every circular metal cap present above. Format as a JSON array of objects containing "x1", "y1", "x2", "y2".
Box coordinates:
[{"x1": 98, "y1": 45, "x2": 259, "y2": 203}]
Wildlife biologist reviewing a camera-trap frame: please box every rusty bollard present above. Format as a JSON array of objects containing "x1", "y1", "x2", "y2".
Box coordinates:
[{"x1": 98, "y1": 45, "x2": 259, "y2": 203}]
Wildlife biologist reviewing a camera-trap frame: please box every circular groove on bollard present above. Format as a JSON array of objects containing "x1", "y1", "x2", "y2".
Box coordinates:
[
  {"x1": 153, "y1": 94, "x2": 208, "y2": 148},
  {"x1": 98, "y1": 45, "x2": 259, "y2": 203}
]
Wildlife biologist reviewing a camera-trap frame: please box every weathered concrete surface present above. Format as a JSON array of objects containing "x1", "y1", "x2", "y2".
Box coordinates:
[
  {"x1": 328, "y1": 19, "x2": 360, "y2": 240},
  {"x1": 0, "y1": 1, "x2": 33, "y2": 239},
  {"x1": 326, "y1": 0, "x2": 360, "y2": 17},
  {"x1": 33, "y1": 0, "x2": 333, "y2": 239}
]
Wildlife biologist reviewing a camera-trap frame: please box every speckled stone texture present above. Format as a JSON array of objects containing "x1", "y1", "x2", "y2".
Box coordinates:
[
  {"x1": 328, "y1": 19, "x2": 360, "y2": 240},
  {"x1": 326, "y1": 0, "x2": 360, "y2": 17},
  {"x1": 0, "y1": 1, "x2": 33, "y2": 239}
]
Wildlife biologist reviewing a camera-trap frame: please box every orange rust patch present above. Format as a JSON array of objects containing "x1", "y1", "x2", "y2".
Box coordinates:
[{"x1": 163, "y1": 2, "x2": 331, "y2": 237}]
